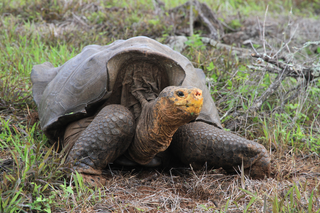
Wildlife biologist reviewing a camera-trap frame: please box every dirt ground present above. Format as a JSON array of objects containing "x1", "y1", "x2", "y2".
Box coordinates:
[{"x1": 80, "y1": 151, "x2": 319, "y2": 212}]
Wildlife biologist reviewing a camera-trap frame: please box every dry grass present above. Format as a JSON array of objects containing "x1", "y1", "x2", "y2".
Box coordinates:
[{"x1": 59, "y1": 151, "x2": 320, "y2": 212}]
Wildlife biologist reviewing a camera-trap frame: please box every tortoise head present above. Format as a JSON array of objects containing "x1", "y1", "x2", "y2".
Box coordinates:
[{"x1": 156, "y1": 86, "x2": 203, "y2": 124}]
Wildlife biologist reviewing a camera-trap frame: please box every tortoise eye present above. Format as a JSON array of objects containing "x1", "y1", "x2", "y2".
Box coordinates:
[{"x1": 177, "y1": 91, "x2": 184, "y2": 97}]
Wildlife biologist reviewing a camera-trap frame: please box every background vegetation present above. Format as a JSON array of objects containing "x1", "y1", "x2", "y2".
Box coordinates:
[{"x1": 0, "y1": 0, "x2": 320, "y2": 212}]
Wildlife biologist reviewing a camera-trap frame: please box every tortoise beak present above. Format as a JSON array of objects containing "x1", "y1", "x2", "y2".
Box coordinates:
[{"x1": 187, "y1": 88, "x2": 203, "y2": 114}]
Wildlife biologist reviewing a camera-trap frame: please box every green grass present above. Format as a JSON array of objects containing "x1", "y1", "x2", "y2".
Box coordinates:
[{"x1": 1, "y1": 0, "x2": 320, "y2": 212}]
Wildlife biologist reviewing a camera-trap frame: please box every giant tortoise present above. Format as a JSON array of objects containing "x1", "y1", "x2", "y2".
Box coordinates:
[{"x1": 31, "y1": 36, "x2": 270, "y2": 185}]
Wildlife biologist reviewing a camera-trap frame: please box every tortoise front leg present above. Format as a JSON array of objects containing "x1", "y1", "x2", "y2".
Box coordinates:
[
  {"x1": 170, "y1": 122, "x2": 271, "y2": 179},
  {"x1": 65, "y1": 104, "x2": 135, "y2": 184}
]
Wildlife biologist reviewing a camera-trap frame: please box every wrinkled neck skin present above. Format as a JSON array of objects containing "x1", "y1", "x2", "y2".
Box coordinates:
[
  {"x1": 150, "y1": 98, "x2": 192, "y2": 137},
  {"x1": 128, "y1": 96, "x2": 197, "y2": 165}
]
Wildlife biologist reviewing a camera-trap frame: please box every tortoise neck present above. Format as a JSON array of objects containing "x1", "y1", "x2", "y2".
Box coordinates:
[
  {"x1": 127, "y1": 97, "x2": 194, "y2": 165},
  {"x1": 152, "y1": 98, "x2": 187, "y2": 134},
  {"x1": 142, "y1": 96, "x2": 195, "y2": 148}
]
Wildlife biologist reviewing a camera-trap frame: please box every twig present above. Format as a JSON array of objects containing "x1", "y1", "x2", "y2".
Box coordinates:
[
  {"x1": 251, "y1": 53, "x2": 319, "y2": 80},
  {"x1": 189, "y1": 1, "x2": 193, "y2": 37},
  {"x1": 280, "y1": 81, "x2": 305, "y2": 108},
  {"x1": 248, "y1": 40, "x2": 259, "y2": 55},
  {"x1": 194, "y1": 0, "x2": 218, "y2": 40},
  {"x1": 273, "y1": 24, "x2": 298, "y2": 58},
  {"x1": 72, "y1": 12, "x2": 88, "y2": 27},
  {"x1": 271, "y1": 81, "x2": 305, "y2": 112},
  {"x1": 169, "y1": 0, "x2": 222, "y2": 40},
  {"x1": 169, "y1": 168, "x2": 177, "y2": 194},
  {"x1": 220, "y1": 107, "x2": 234, "y2": 121},
  {"x1": 262, "y1": 5, "x2": 268, "y2": 55},
  {"x1": 152, "y1": 0, "x2": 165, "y2": 16},
  {"x1": 249, "y1": 59, "x2": 290, "y2": 112},
  {"x1": 203, "y1": 37, "x2": 252, "y2": 57}
]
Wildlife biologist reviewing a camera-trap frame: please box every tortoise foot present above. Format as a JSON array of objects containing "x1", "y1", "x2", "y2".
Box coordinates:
[
  {"x1": 171, "y1": 121, "x2": 271, "y2": 179},
  {"x1": 244, "y1": 151, "x2": 270, "y2": 179},
  {"x1": 66, "y1": 104, "x2": 135, "y2": 173}
]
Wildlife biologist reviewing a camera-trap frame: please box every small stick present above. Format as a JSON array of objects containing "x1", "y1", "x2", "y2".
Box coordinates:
[
  {"x1": 262, "y1": 5, "x2": 268, "y2": 55},
  {"x1": 189, "y1": 0, "x2": 193, "y2": 37}
]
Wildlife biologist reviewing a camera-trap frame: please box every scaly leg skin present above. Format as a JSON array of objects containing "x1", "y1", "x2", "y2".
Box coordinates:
[
  {"x1": 66, "y1": 104, "x2": 135, "y2": 186},
  {"x1": 170, "y1": 122, "x2": 271, "y2": 179}
]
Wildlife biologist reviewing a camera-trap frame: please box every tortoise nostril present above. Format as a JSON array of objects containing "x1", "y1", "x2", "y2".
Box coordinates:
[{"x1": 195, "y1": 91, "x2": 201, "y2": 96}]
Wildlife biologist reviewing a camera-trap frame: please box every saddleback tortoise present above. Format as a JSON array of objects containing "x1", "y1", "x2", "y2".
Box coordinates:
[{"x1": 31, "y1": 36, "x2": 270, "y2": 185}]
